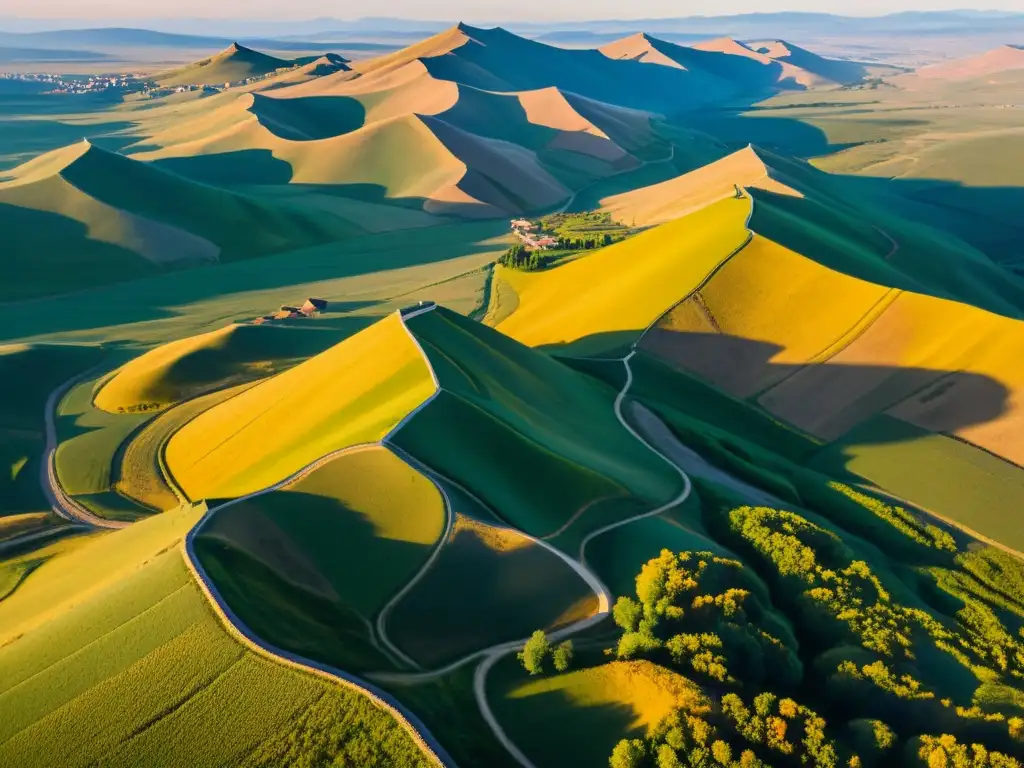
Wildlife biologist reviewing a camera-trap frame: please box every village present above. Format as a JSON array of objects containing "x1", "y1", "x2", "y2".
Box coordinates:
[{"x1": 1, "y1": 71, "x2": 147, "y2": 94}]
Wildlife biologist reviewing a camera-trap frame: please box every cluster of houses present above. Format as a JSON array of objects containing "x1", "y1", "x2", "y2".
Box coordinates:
[
  {"x1": 252, "y1": 298, "x2": 328, "y2": 325},
  {"x1": 510, "y1": 219, "x2": 558, "y2": 251},
  {"x1": 2, "y1": 72, "x2": 147, "y2": 95}
]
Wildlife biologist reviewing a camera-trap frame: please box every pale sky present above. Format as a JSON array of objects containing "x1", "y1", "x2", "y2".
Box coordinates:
[{"x1": 5, "y1": 1, "x2": 1024, "y2": 22}]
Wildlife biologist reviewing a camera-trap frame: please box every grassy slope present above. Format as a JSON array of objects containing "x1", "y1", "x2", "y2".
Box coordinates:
[
  {"x1": 56, "y1": 143, "x2": 358, "y2": 260},
  {"x1": 640, "y1": 232, "x2": 894, "y2": 397},
  {"x1": 392, "y1": 307, "x2": 679, "y2": 538},
  {"x1": 0, "y1": 506, "x2": 428, "y2": 767},
  {"x1": 0, "y1": 144, "x2": 359, "y2": 303},
  {"x1": 489, "y1": 658, "x2": 707, "y2": 768},
  {"x1": 812, "y1": 415, "x2": 1024, "y2": 552},
  {"x1": 95, "y1": 324, "x2": 349, "y2": 412},
  {"x1": 495, "y1": 196, "x2": 751, "y2": 357},
  {"x1": 116, "y1": 383, "x2": 253, "y2": 512},
  {"x1": 166, "y1": 313, "x2": 435, "y2": 500},
  {"x1": 387, "y1": 475, "x2": 598, "y2": 667},
  {"x1": 53, "y1": 372, "x2": 153, "y2": 521},
  {"x1": 0, "y1": 219, "x2": 504, "y2": 349},
  {"x1": 195, "y1": 445, "x2": 444, "y2": 670},
  {"x1": 0, "y1": 343, "x2": 102, "y2": 519}
]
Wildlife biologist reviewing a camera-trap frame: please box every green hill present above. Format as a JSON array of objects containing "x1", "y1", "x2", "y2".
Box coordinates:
[{"x1": 0, "y1": 141, "x2": 359, "y2": 300}]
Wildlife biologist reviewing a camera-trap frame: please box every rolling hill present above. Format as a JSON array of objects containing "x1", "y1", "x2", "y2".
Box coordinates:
[
  {"x1": 914, "y1": 44, "x2": 1024, "y2": 80},
  {"x1": 155, "y1": 43, "x2": 292, "y2": 86},
  {"x1": 0, "y1": 140, "x2": 359, "y2": 300},
  {"x1": 599, "y1": 33, "x2": 868, "y2": 92},
  {"x1": 6, "y1": 20, "x2": 1024, "y2": 768}
]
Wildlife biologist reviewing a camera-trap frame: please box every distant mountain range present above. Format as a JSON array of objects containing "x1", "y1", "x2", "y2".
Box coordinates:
[{"x1": 2, "y1": 11, "x2": 1024, "y2": 39}]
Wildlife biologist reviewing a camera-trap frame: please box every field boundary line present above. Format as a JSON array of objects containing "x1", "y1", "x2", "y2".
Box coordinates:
[
  {"x1": 182, "y1": 512, "x2": 457, "y2": 768},
  {"x1": 752, "y1": 287, "x2": 902, "y2": 405},
  {"x1": 634, "y1": 191, "x2": 755, "y2": 351}
]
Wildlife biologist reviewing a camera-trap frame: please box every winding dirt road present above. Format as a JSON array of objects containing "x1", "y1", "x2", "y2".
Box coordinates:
[{"x1": 41, "y1": 369, "x2": 130, "y2": 530}]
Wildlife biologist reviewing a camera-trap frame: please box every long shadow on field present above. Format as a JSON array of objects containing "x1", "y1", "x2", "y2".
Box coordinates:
[
  {"x1": 555, "y1": 330, "x2": 1011, "y2": 461},
  {"x1": 195, "y1": 487, "x2": 434, "y2": 672},
  {"x1": 247, "y1": 94, "x2": 367, "y2": 141},
  {"x1": 152, "y1": 148, "x2": 294, "y2": 186}
]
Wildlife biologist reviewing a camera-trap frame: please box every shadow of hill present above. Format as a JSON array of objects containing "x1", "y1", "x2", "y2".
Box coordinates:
[
  {"x1": 662, "y1": 103, "x2": 1024, "y2": 284},
  {"x1": 247, "y1": 93, "x2": 367, "y2": 141},
  {"x1": 551, "y1": 330, "x2": 1010, "y2": 457},
  {"x1": 152, "y1": 148, "x2": 294, "y2": 185},
  {"x1": 0, "y1": 216, "x2": 505, "y2": 342},
  {"x1": 0, "y1": 202, "x2": 159, "y2": 301}
]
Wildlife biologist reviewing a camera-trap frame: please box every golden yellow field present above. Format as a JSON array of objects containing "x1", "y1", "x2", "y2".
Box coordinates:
[
  {"x1": 165, "y1": 313, "x2": 435, "y2": 500},
  {"x1": 641, "y1": 234, "x2": 892, "y2": 396},
  {"x1": 758, "y1": 289, "x2": 1024, "y2": 462},
  {"x1": 495, "y1": 196, "x2": 752, "y2": 357}
]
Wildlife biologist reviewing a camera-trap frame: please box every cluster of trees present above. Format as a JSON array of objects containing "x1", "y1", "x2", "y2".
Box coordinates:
[
  {"x1": 500, "y1": 244, "x2": 550, "y2": 272},
  {"x1": 611, "y1": 550, "x2": 801, "y2": 687},
  {"x1": 609, "y1": 690, "x2": 851, "y2": 768},
  {"x1": 551, "y1": 234, "x2": 616, "y2": 251},
  {"x1": 602, "y1": 533, "x2": 1024, "y2": 768},
  {"x1": 517, "y1": 630, "x2": 573, "y2": 675},
  {"x1": 115, "y1": 402, "x2": 163, "y2": 413}
]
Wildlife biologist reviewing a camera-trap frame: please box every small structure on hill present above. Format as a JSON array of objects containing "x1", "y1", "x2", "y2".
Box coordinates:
[
  {"x1": 510, "y1": 218, "x2": 535, "y2": 231},
  {"x1": 301, "y1": 298, "x2": 328, "y2": 316}
]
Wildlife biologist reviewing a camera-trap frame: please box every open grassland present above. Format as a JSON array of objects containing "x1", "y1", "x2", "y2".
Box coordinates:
[
  {"x1": 0, "y1": 507, "x2": 430, "y2": 767},
  {"x1": 812, "y1": 415, "x2": 1024, "y2": 552},
  {"x1": 393, "y1": 308, "x2": 680, "y2": 537},
  {"x1": 116, "y1": 383, "x2": 254, "y2": 511},
  {"x1": 195, "y1": 445, "x2": 444, "y2": 671},
  {"x1": 96, "y1": 323, "x2": 348, "y2": 412},
  {"x1": 53, "y1": 372, "x2": 152, "y2": 520},
  {"x1": 387, "y1": 477, "x2": 597, "y2": 667},
  {"x1": 495, "y1": 196, "x2": 751, "y2": 357},
  {"x1": 489, "y1": 659, "x2": 708, "y2": 768},
  {"x1": 166, "y1": 314, "x2": 435, "y2": 500},
  {"x1": 0, "y1": 219, "x2": 505, "y2": 351},
  {"x1": 0, "y1": 343, "x2": 102, "y2": 517}
]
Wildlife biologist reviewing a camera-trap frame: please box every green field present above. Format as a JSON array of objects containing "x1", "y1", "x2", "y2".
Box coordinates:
[
  {"x1": 812, "y1": 414, "x2": 1024, "y2": 551},
  {"x1": 0, "y1": 509, "x2": 429, "y2": 767},
  {"x1": 393, "y1": 307, "x2": 680, "y2": 537},
  {"x1": 194, "y1": 445, "x2": 445, "y2": 671},
  {"x1": 53, "y1": 371, "x2": 153, "y2": 521},
  {"x1": 115, "y1": 383, "x2": 253, "y2": 511},
  {"x1": 0, "y1": 343, "x2": 102, "y2": 520},
  {"x1": 386, "y1": 475, "x2": 597, "y2": 667}
]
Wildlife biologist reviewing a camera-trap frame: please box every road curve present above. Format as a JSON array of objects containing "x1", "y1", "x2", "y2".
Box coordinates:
[{"x1": 41, "y1": 370, "x2": 130, "y2": 530}]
